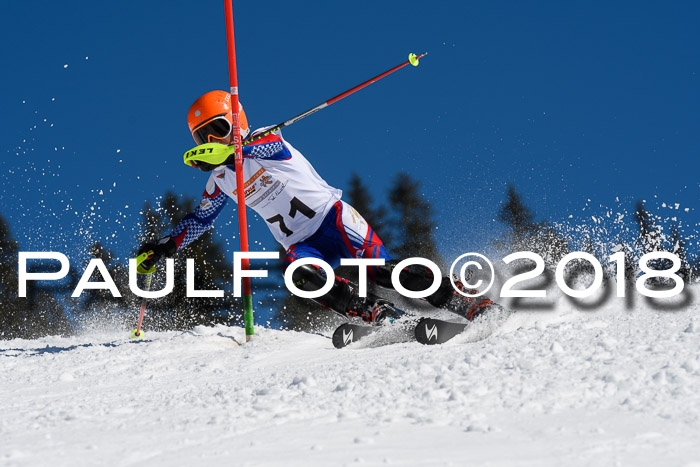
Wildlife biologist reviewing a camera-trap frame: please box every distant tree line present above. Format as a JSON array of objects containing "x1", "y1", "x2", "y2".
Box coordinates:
[
  {"x1": 75, "y1": 191, "x2": 238, "y2": 331},
  {"x1": 494, "y1": 185, "x2": 699, "y2": 283},
  {"x1": 3, "y1": 180, "x2": 696, "y2": 340},
  {"x1": 495, "y1": 185, "x2": 570, "y2": 268},
  {"x1": 0, "y1": 192, "x2": 238, "y2": 340}
]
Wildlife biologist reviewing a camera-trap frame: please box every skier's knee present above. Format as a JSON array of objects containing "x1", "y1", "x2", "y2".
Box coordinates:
[
  {"x1": 287, "y1": 263, "x2": 358, "y2": 316},
  {"x1": 289, "y1": 263, "x2": 330, "y2": 292},
  {"x1": 376, "y1": 259, "x2": 438, "y2": 292}
]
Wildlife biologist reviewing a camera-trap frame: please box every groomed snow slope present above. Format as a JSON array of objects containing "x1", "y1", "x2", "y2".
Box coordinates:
[{"x1": 2, "y1": 287, "x2": 700, "y2": 467}]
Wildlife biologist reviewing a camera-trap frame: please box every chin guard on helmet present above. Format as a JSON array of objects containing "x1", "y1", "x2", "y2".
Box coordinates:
[{"x1": 183, "y1": 142, "x2": 236, "y2": 171}]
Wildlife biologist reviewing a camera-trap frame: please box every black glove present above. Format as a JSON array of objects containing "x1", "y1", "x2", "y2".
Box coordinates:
[{"x1": 136, "y1": 237, "x2": 177, "y2": 273}]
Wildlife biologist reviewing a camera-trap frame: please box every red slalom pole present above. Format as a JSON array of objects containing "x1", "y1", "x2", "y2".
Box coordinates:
[
  {"x1": 224, "y1": 1, "x2": 255, "y2": 342},
  {"x1": 243, "y1": 52, "x2": 427, "y2": 145}
]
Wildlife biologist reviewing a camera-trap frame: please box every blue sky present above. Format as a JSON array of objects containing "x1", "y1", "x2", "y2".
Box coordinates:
[{"x1": 1, "y1": 0, "x2": 698, "y2": 264}]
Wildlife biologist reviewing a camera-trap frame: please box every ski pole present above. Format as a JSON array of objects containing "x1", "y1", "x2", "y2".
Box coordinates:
[
  {"x1": 243, "y1": 52, "x2": 427, "y2": 145},
  {"x1": 131, "y1": 251, "x2": 155, "y2": 340}
]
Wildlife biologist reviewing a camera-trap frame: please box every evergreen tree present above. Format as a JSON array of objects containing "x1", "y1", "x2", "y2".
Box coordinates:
[
  {"x1": 498, "y1": 185, "x2": 536, "y2": 241},
  {"x1": 634, "y1": 201, "x2": 679, "y2": 286},
  {"x1": 0, "y1": 214, "x2": 22, "y2": 338},
  {"x1": 388, "y1": 172, "x2": 442, "y2": 264},
  {"x1": 496, "y1": 185, "x2": 568, "y2": 268},
  {"x1": 635, "y1": 201, "x2": 662, "y2": 253},
  {"x1": 0, "y1": 213, "x2": 73, "y2": 339},
  {"x1": 0, "y1": 215, "x2": 19, "y2": 298},
  {"x1": 347, "y1": 173, "x2": 392, "y2": 246}
]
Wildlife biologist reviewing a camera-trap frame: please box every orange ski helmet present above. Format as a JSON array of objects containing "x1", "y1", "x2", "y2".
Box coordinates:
[{"x1": 187, "y1": 90, "x2": 250, "y2": 145}]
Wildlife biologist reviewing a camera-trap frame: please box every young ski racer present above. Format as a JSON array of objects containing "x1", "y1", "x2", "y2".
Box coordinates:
[{"x1": 136, "y1": 91, "x2": 493, "y2": 324}]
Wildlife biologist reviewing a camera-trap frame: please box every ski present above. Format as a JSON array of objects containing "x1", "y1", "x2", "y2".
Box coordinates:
[
  {"x1": 331, "y1": 306, "x2": 415, "y2": 349},
  {"x1": 333, "y1": 301, "x2": 514, "y2": 348},
  {"x1": 414, "y1": 317, "x2": 468, "y2": 345},
  {"x1": 414, "y1": 303, "x2": 516, "y2": 345},
  {"x1": 332, "y1": 322, "x2": 375, "y2": 349}
]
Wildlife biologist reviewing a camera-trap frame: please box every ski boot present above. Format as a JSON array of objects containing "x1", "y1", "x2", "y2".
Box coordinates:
[
  {"x1": 347, "y1": 297, "x2": 401, "y2": 324},
  {"x1": 428, "y1": 275, "x2": 494, "y2": 321},
  {"x1": 289, "y1": 263, "x2": 401, "y2": 324}
]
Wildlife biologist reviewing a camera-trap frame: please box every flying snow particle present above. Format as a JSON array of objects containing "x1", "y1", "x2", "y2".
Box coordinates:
[
  {"x1": 116, "y1": 149, "x2": 121, "y2": 153},
  {"x1": 63, "y1": 64, "x2": 68, "y2": 68},
  {"x1": 85, "y1": 56, "x2": 89, "y2": 60}
]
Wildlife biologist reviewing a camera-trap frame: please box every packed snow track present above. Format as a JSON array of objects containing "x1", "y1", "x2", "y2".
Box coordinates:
[{"x1": 2, "y1": 288, "x2": 699, "y2": 466}]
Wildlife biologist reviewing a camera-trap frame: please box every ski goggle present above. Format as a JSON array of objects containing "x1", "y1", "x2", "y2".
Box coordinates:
[{"x1": 191, "y1": 114, "x2": 232, "y2": 146}]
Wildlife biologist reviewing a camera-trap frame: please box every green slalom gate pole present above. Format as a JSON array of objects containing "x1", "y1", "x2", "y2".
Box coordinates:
[{"x1": 224, "y1": 1, "x2": 255, "y2": 342}]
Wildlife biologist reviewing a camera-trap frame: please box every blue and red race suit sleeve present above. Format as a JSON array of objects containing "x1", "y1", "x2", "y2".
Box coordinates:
[
  {"x1": 169, "y1": 179, "x2": 228, "y2": 251},
  {"x1": 241, "y1": 130, "x2": 292, "y2": 161},
  {"x1": 168, "y1": 129, "x2": 290, "y2": 251}
]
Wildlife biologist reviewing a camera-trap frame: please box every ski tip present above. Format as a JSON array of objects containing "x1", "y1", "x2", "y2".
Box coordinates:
[
  {"x1": 332, "y1": 322, "x2": 374, "y2": 349},
  {"x1": 332, "y1": 323, "x2": 355, "y2": 349},
  {"x1": 414, "y1": 317, "x2": 468, "y2": 345},
  {"x1": 414, "y1": 318, "x2": 434, "y2": 345}
]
